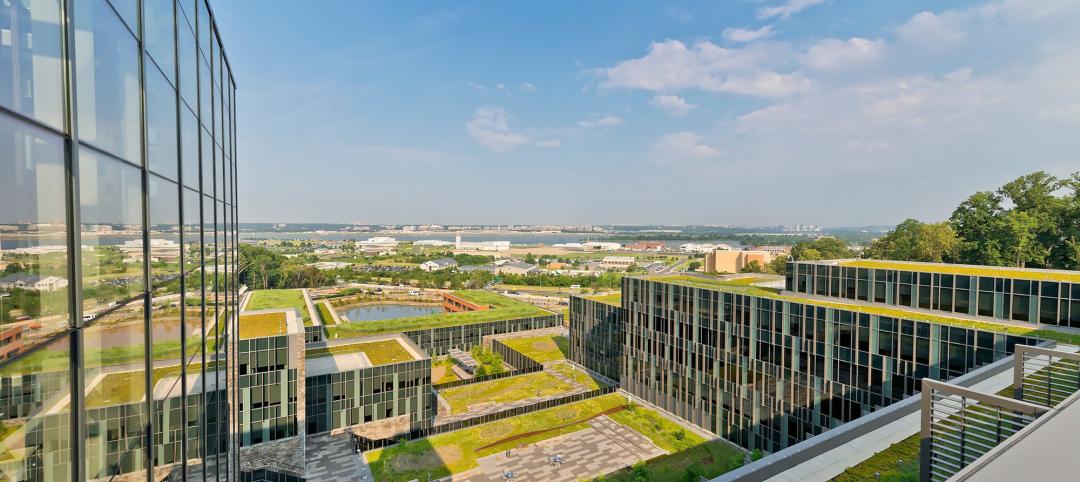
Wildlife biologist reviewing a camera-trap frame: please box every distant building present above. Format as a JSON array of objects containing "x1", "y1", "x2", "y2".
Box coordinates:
[
  {"x1": 0, "y1": 325, "x2": 24, "y2": 361},
  {"x1": 455, "y1": 235, "x2": 511, "y2": 251},
  {"x1": 625, "y1": 241, "x2": 664, "y2": 251},
  {"x1": 359, "y1": 236, "x2": 399, "y2": 254},
  {"x1": 704, "y1": 250, "x2": 774, "y2": 274},
  {"x1": 582, "y1": 242, "x2": 622, "y2": 251},
  {"x1": 496, "y1": 262, "x2": 540, "y2": 276},
  {"x1": 458, "y1": 265, "x2": 497, "y2": 273},
  {"x1": 414, "y1": 239, "x2": 454, "y2": 247},
  {"x1": 680, "y1": 243, "x2": 731, "y2": 254},
  {"x1": 0, "y1": 273, "x2": 70, "y2": 292},
  {"x1": 749, "y1": 245, "x2": 792, "y2": 257},
  {"x1": 546, "y1": 262, "x2": 571, "y2": 270},
  {"x1": 600, "y1": 256, "x2": 636, "y2": 270},
  {"x1": 420, "y1": 258, "x2": 458, "y2": 272},
  {"x1": 309, "y1": 261, "x2": 351, "y2": 270}
]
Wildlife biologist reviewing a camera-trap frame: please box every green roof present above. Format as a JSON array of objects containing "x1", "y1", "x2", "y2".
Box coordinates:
[
  {"x1": 86, "y1": 361, "x2": 223, "y2": 407},
  {"x1": 239, "y1": 312, "x2": 288, "y2": 339},
  {"x1": 306, "y1": 339, "x2": 418, "y2": 365},
  {"x1": 247, "y1": 289, "x2": 312, "y2": 326},
  {"x1": 326, "y1": 290, "x2": 551, "y2": 339},
  {"x1": 586, "y1": 292, "x2": 622, "y2": 307},
  {"x1": 821, "y1": 260, "x2": 1080, "y2": 283},
  {"x1": 639, "y1": 275, "x2": 1080, "y2": 346}
]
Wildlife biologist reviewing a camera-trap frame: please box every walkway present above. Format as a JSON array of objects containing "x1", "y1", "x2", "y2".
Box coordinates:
[{"x1": 463, "y1": 415, "x2": 665, "y2": 481}]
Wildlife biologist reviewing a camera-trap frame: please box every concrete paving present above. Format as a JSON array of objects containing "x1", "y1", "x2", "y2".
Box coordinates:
[
  {"x1": 461, "y1": 415, "x2": 666, "y2": 481},
  {"x1": 305, "y1": 433, "x2": 368, "y2": 482}
]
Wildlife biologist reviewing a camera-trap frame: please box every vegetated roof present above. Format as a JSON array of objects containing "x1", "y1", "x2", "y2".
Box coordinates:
[
  {"x1": 306, "y1": 339, "x2": 418, "y2": 366},
  {"x1": 586, "y1": 292, "x2": 622, "y2": 307},
  {"x1": 239, "y1": 312, "x2": 288, "y2": 339},
  {"x1": 799, "y1": 259, "x2": 1080, "y2": 283},
  {"x1": 640, "y1": 275, "x2": 1080, "y2": 345},
  {"x1": 247, "y1": 289, "x2": 312, "y2": 325},
  {"x1": 327, "y1": 290, "x2": 551, "y2": 338}
]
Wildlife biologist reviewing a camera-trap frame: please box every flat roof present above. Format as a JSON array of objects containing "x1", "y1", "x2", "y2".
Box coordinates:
[
  {"x1": 636, "y1": 275, "x2": 1080, "y2": 345},
  {"x1": 327, "y1": 290, "x2": 551, "y2": 338},
  {"x1": 306, "y1": 337, "x2": 422, "y2": 366},
  {"x1": 238, "y1": 311, "x2": 290, "y2": 339},
  {"x1": 796, "y1": 259, "x2": 1080, "y2": 283}
]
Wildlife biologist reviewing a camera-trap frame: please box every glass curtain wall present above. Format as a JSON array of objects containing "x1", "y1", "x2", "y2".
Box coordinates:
[{"x1": 0, "y1": 0, "x2": 237, "y2": 481}]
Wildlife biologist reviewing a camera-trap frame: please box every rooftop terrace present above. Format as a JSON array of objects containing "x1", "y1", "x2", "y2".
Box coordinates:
[
  {"x1": 638, "y1": 275, "x2": 1080, "y2": 346},
  {"x1": 798, "y1": 259, "x2": 1080, "y2": 283},
  {"x1": 326, "y1": 290, "x2": 551, "y2": 338}
]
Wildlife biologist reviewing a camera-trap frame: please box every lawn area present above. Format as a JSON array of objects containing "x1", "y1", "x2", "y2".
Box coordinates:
[
  {"x1": 600, "y1": 439, "x2": 745, "y2": 482},
  {"x1": 550, "y1": 363, "x2": 605, "y2": 390},
  {"x1": 500, "y1": 335, "x2": 569, "y2": 363},
  {"x1": 305, "y1": 339, "x2": 417, "y2": 366},
  {"x1": 367, "y1": 393, "x2": 627, "y2": 482},
  {"x1": 646, "y1": 276, "x2": 1080, "y2": 346},
  {"x1": 316, "y1": 301, "x2": 337, "y2": 325},
  {"x1": 239, "y1": 312, "x2": 288, "y2": 339},
  {"x1": 830, "y1": 433, "x2": 919, "y2": 482},
  {"x1": 327, "y1": 290, "x2": 551, "y2": 338},
  {"x1": 840, "y1": 259, "x2": 1080, "y2": 283},
  {"x1": 432, "y1": 357, "x2": 461, "y2": 384},
  {"x1": 438, "y1": 371, "x2": 576, "y2": 414},
  {"x1": 86, "y1": 361, "x2": 223, "y2": 408},
  {"x1": 247, "y1": 289, "x2": 311, "y2": 325}
]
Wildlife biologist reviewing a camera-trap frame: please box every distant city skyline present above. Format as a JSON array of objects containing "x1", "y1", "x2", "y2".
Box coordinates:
[{"x1": 215, "y1": 0, "x2": 1080, "y2": 226}]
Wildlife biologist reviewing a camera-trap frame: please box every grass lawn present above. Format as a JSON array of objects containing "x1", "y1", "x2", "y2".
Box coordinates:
[
  {"x1": 328, "y1": 290, "x2": 550, "y2": 338},
  {"x1": 367, "y1": 393, "x2": 627, "y2": 482},
  {"x1": 247, "y1": 289, "x2": 311, "y2": 325},
  {"x1": 316, "y1": 301, "x2": 337, "y2": 325},
  {"x1": 438, "y1": 371, "x2": 576, "y2": 414},
  {"x1": 239, "y1": 312, "x2": 288, "y2": 339},
  {"x1": 645, "y1": 276, "x2": 1080, "y2": 346},
  {"x1": 600, "y1": 439, "x2": 745, "y2": 482},
  {"x1": 550, "y1": 363, "x2": 605, "y2": 390},
  {"x1": 306, "y1": 339, "x2": 417, "y2": 366},
  {"x1": 500, "y1": 335, "x2": 569, "y2": 363}
]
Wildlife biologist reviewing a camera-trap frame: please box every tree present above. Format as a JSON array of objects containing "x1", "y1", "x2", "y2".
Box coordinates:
[
  {"x1": 1000, "y1": 210, "x2": 1048, "y2": 267},
  {"x1": 687, "y1": 261, "x2": 702, "y2": 271},
  {"x1": 766, "y1": 256, "x2": 788, "y2": 275},
  {"x1": 790, "y1": 237, "x2": 854, "y2": 261},
  {"x1": 523, "y1": 253, "x2": 537, "y2": 264},
  {"x1": 739, "y1": 260, "x2": 764, "y2": 273},
  {"x1": 863, "y1": 219, "x2": 960, "y2": 263},
  {"x1": 950, "y1": 191, "x2": 1008, "y2": 266}
]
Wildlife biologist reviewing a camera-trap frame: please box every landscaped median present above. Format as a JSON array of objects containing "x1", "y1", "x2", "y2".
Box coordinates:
[{"x1": 325, "y1": 290, "x2": 552, "y2": 338}]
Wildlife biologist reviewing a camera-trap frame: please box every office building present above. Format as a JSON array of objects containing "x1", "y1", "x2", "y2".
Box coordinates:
[
  {"x1": 0, "y1": 0, "x2": 238, "y2": 480},
  {"x1": 704, "y1": 249, "x2": 774, "y2": 274},
  {"x1": 568, "y1": 261, "x2": 1077, "y2": 454}
]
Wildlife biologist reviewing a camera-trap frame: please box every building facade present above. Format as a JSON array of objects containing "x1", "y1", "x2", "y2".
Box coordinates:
[
  {"x1": 0, "y1": 0, "x2": 238, "y2": 480},
  {"x1": 571, "y1": 270, "x2": 1051, "y2": 453}
]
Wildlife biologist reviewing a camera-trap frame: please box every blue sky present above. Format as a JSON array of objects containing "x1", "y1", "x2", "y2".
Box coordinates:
[{"x1": 214, "y1": 0, "x2": 1080, "y2": 226}]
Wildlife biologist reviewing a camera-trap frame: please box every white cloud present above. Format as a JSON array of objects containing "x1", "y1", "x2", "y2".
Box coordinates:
[
  {"x1": 465, "y1": 107, "x2": 531, "y2": 151},
  {"x1": 757, "y1": 0, "x2": 825, "y2": 20},
  {"x1": 801, "y1": 37, "x2": 884, "y2": 70},
  {"x1": 650, "y1": 94, "x2": 699, "y2": 116},
  {"x1": 598, "y1": 39, "x2": 809, "y2": 98},
  {"x1": 495, "y1": 83, "x2": 508, "y2": 93},
  {"x1": 664, "y1": 7, "x2": 692, "y2": 23},
  {"x1": 519, "y1": 82, "x2": 537, "y2": 93},
  {"x1": 577, "y1": 115, "x2": 625, "y2": 128},
  {"x1": 896, "y1": 11, "x2": 969, "y2": 49},
  {"x1": 651, "y1": 132, "x2": 721, "y2": 162},
  {"x1": 468, "y1": 82, "x2": 485, "y2": 91},
  {"x1": 723, "y1": 26, "x2": 775, "y2": 43}
]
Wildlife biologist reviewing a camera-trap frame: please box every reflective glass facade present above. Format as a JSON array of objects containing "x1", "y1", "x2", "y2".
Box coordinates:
[{"x1": 0, "y1": 0, "x2": 237, "y2": 480}]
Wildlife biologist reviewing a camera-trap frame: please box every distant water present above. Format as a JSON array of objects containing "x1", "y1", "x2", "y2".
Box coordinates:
[
  {"x1": 239, "y1": 231, "x2": 745, "y2": 248},
  {"x1": 341, "y1": 304, "x2": 443, "y2": 322}
]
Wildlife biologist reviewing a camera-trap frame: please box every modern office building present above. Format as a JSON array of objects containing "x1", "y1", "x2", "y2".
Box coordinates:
[
  {"x1": 569, "y1": 263, "x2": 1075, "y2": 454},
  {"x1": 0, "y1": 1, "x2": 238, "y2": 481}
]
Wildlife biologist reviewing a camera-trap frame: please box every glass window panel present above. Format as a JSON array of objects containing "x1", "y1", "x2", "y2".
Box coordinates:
[
  {"x1": 201, "y1": 127, "x2": 213, "y2": 197},
  {"x1": 78, "y1": 150, "x2": 145, "y2": 308},
  {"x1": 180, "y1": 104, "x2": 199, "y2": 190},
  {"x1": 75, "y1": 0, "x2": 142, "y2": 163},
  {"x1": 196, "y1": 0, "x2": 210, "y2": 64},
  {"x1": 0, "y1": 0, "x2": 64, "y2": 128},
  {"x1": 0, "y1": 112, "x2": 69, "y2": 350},
  {"x1": 106, "y1": 0, "x2": 138, "y2": 33},
  {"x1": 148, "y1": 175, "x2": 181, "y2": 288},
  {"x1": 83, "y1": 299, "x2": 149, "y2": 480},
  {"x1": 177, "y1": 9, "x2": 197, "y2": 109},
  {"x1": 0, "y1": 335, "x2": 72, "y2": 481},
  {"x1": 146, "y1": 62, "x2": 179, "y2": 180},
  {"x1": 201, "y1": 194, "x2": 215, "y2": 357},
  {"x1": 144, "y1": 0, "x2": 176, "y2": 83},
  {"x1": 182, "y1": 188, "x2": 201, "y2": 275},
  {"x1": 199, "y1": 54, "x2": 211, "y2": 130}
]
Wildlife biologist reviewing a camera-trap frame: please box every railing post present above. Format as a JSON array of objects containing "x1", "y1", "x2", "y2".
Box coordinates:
[{"x1": 920, "y1": 379, "x2": 933, "y2": 482}]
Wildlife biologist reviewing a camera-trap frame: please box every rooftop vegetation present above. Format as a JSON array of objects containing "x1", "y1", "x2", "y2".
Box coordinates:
[
  {"x1": 644, "y1": 276, "x2": 1080, "y2": 345},
  {"x1": 587, "y1": 292, "x2": 623, "y2": 307},
  {"x1": 305, "y1": 339, "x2": 417, "y2": 366},
  {"x1": 837, "y1": 259, "x2": 1080, "y2": 283},
  {"x1": 238, "y1": 312, "x2": 288, "y2": 339},
  {"x1": 247, "y1": 289, "x2": 311, "y2": 325},
  {"x1": 327, "y1": 290, "x2": 550, "y2": 338},
  {"x1": 437, "y1": 371, "x2": 575, "y2": 414},
  {"x1": 500, "y1": 335, "x2": 569, "y2": 363}
]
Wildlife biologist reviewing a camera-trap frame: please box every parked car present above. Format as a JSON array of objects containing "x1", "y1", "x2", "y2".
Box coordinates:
[{"x1": 408, "y1": 289, "x2": 422, "y2": 296}]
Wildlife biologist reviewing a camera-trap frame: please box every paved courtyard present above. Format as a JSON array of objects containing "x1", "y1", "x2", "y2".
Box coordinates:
[
  {"x1": 460, "y1": 415, "x2": 666, "y2": 481},
  {"x1": 306, "y1": 433, "x2": 370, "y2": 481}
]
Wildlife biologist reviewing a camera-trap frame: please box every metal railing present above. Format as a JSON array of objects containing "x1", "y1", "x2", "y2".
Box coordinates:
[{"x1": 1014, "y1": 344, "x2": 1080, "y2": 408}]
